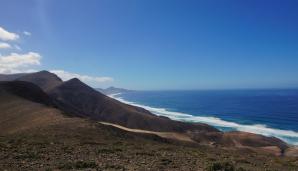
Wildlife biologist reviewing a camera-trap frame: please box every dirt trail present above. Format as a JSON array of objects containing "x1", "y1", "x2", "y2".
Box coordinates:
[{"x1": 99, "y1": 122, "x2": 195, "y2": 143}]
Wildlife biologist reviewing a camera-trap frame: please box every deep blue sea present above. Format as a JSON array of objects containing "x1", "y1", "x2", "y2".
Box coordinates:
[{"x1": 111, "y1": 89, "x2": 298, "y2": 145}]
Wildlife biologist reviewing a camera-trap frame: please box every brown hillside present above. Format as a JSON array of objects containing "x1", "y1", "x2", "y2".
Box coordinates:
[
  {"x1": 49, "y1": 78, "x2": 219, "y2": 133},
  {"x1": 0, "y1": 82, "x2": 297, "y2": 170},
  {"x1": 16, "y1": 71, "x2": 63, "y2": 92}
]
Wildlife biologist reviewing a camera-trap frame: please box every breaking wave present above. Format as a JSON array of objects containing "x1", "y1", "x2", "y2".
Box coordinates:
[{"x1": 109, "y1": 93, "x2": 298, "y2": 145}]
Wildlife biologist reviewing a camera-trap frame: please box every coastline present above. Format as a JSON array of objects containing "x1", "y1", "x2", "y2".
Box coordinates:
[{"x1": 109, "y1": 93, "x2": 298, "y2": 145}]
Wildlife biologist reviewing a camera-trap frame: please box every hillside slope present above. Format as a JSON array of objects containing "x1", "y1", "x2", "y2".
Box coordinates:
[
  {"x1": 0, "y1": 73, "x2": 27, "y2": 81},
  {"x1": 16, "y1": 71, "x2": 63, "y2": 92},
  {"x1": 0, "y1": 72, "x2": 292, "y2": 152},
  {"x1": 0, "y1": 81, "x2": 297, "y2": 170},
  {"x1": 0, "y1": 81, "x2": 64, "y2": 134},
  {"x1": 7, "y1": 71, "x2": 217, "y2": 133},
  {"x1": 49, "y1": 78, "x2": 218, "y2": 133}
]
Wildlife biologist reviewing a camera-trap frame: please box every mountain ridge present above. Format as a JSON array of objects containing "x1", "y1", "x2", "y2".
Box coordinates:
[
  {"x1": 49, "y1": 77, "x2": 218, "y2": 132},
  {"x1": 0, "y1": 71, "x2": 293, "y2": 155},
  {"x1": 1, "y1": 82, "x2": 297, "y2": 170},
  {"x1": 15, "y1": 70, "x2": 63, "y2": 92}
]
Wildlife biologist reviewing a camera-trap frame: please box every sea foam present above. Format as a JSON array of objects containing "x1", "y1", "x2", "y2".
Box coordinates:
[{"x1": 109, "y1": 93, "x2": 298, "y2": 145}]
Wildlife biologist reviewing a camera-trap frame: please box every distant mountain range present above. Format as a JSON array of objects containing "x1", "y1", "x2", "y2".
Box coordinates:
[
  {"x1": 96, "y1": 86, "x2": 132, "y2": 95},
  {"x1": 0, "y1": 70, "x2": 296, "y2": 158}
]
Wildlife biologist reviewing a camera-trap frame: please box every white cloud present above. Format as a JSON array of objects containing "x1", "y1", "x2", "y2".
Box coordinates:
[
  {"x1": 0, "y1": 52, "x2": 41, "y2": 74},
  {"x1": 0, "y1": 26, "x2": 113, "y2": 86},
  {"x1": 0, "y1": 42, "x2": 11, "y2": 49},
  {"x1": 23, "y1": 31, "x2": 31, "y2": 36},
  {"x1": 50, "y1": 70, "x2": 114, "y2": 84},
  {"x1": 0, "y1": 27, "x2": 19, "y2": 41}
]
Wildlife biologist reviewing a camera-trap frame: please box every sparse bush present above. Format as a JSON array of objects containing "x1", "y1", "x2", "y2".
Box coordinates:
[
  {"x1": 97, "y1": 147, "x2": 122, "y2": 154},
  {"x1": 58, "y1": 161, "x2": 97, "y2": 169},
  {"x1": 236, "y1": 167, "x2": 246, "y2": 171},
  {"x1": 104, "y1": 164, "x2": 125, "y2": 170},
  {"x1": 135, "y1": 151, "x2": 154, "y2": 156},
  {"x1": 58, "y1": 162, "x2": 73, "y2": 169},
  {"x1": 75, "y1": 161, "x2": 97, "y2": 169},
  {"x1": 160, "y1": 158, "x2": 172, "y2": 165},
  {"x1": 207, "y1": 161, "x2": 235, "y2": 171},
  {"x1": 13, "y1": 151, "x2": 39, "y2": 159}
]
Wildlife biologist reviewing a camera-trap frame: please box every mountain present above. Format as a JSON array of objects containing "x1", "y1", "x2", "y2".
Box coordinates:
[
  {"x1": 0, "y1": 71, "x2": 293, "y2": 155},
  {"x1": 50, "y1": 78, "x2": 217, "y2": 132},
  {"x1": 0, "y1": 80, "x2": 297, "y2": 170},
  {"x1": 0, "y1": 81, "x2": 59, "y2": 134},
  {"x1": 3, "y1": 72, "x2": 215, "y2": 133},
  {"x1": 52, "y1": 78, "x2": 288, "y2": 151},
  {"x1": 0, "y1": 73, "x2": 27, "y2": 81},
  {"x1": 0, "y1": 81, "x2": 53, "y2": 106},
  {"x1": 96, "y1": 86, "x2": 132, "y2": 95},
  {"x1": 16, "y1": 70, "x2": 63, "y2": 92}
]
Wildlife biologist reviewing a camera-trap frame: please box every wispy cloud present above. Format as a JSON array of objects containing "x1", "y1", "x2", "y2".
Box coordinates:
[
  {"x1": 0, "y1": 27, "x2": 19, "y2": 41},
  {"x1": 0, "y1": 42, "x2": 12, "y2": 49},
  {"x1": 50, "y1": 70, "x2": 114, "y2": 84},
  {"x1": 0, "y1": 52, "x2": 41, "y2": 74},
  {"x1": 23, "y1": 31, "x2": 31, "y2": 36}
]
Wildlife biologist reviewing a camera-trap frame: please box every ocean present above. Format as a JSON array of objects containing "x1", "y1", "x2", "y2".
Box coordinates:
[{"x1": 110, "y1": 89, "x2": 298, "y2": 145}]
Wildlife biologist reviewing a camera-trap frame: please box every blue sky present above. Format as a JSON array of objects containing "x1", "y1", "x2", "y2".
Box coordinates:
[{"x1": 0, "y1": 0, "x2": 298, "y2": 90}]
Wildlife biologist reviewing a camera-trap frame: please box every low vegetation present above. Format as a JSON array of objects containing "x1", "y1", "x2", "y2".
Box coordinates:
[{"x1": 1, "y1": 123, "x2": 297, "y2": 170}]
